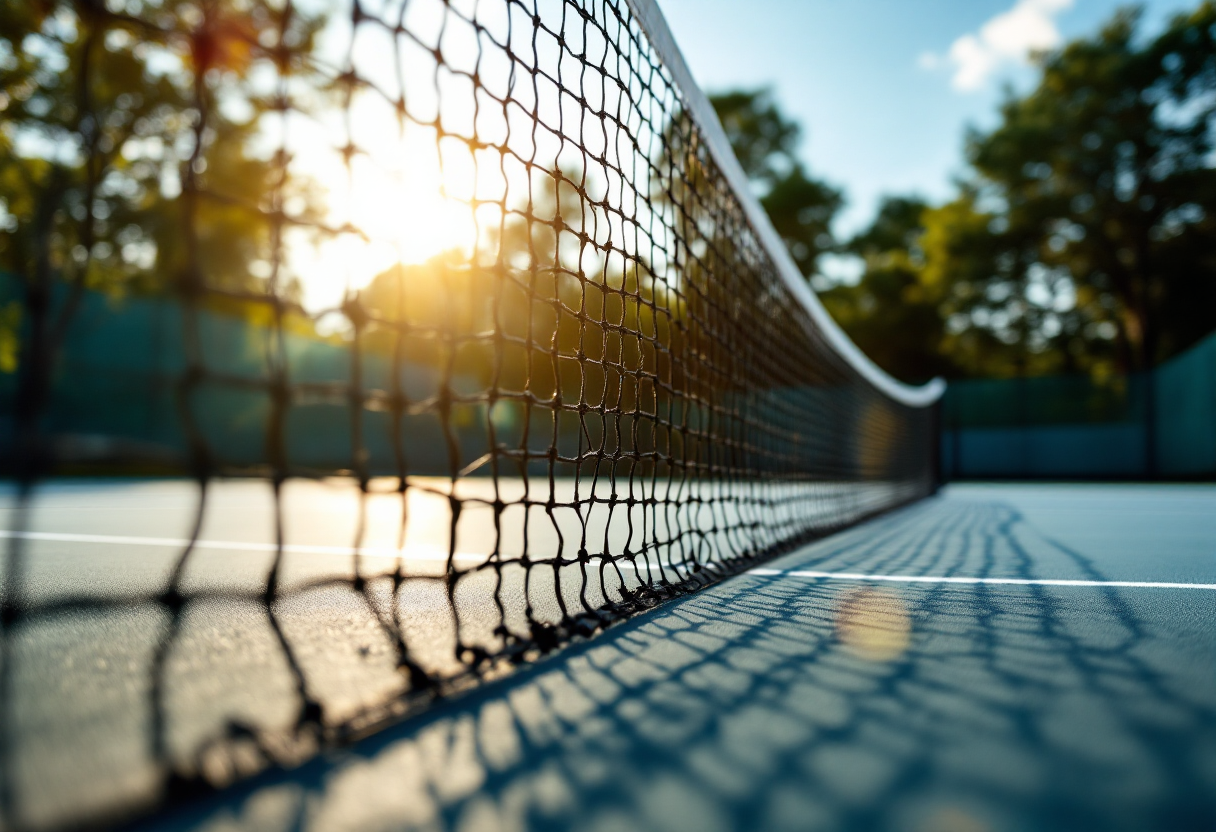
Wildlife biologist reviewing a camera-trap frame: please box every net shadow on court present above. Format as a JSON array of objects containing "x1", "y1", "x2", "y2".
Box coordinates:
[
  {"x1": 144, "y1": 496, "x2": 1216, "y2": 832},
  {"x1": 1, "y1": 478, "x2": 924, "y2": 831}
]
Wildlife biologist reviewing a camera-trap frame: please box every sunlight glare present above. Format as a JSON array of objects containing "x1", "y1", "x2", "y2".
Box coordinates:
[
  {"x1": 344, "y1": 137, "x2": 478, "y2": 269},
  {"x1": 290, "y1": 126, "x2": 483, "y2": 312}
]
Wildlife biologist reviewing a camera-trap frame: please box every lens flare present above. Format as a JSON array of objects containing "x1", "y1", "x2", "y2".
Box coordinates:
[{"x1": 834, "y1": 586, "x2": 912, "y2": 661}]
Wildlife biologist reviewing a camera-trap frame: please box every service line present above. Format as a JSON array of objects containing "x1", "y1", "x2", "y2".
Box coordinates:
[
  {"x1": 746, "y1": 567, "x2": 1216, "y2": 591},
  {"x1": 0, "y1": 529, "x2": 669, "y2": 572},
  {"x1": 0, "y1": 528, "x2": 462, "y2": 562}
]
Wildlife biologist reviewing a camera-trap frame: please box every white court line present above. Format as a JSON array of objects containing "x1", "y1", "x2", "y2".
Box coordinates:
[
  {"x1": 0, "y1": 529, "x2": 663, "y2": 571},
  {"x1": 746, "y1": 567, "x2": 1216, "y2": 591},
  {"x1": 0, "y1": 529, "x2": 466, "y2": 563},
  {"x1": 15, "y1": 529, "x2": 1206, "y2": 589}
]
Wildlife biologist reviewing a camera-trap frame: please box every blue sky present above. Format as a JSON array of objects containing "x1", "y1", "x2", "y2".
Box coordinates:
[{"x1": 656, "y1": 0, "x2": 1198, "y2": 241}]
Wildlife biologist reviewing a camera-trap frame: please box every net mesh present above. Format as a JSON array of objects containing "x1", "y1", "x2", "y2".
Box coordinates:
[{"x1": 0, "y1": 0, "x2": 938, "y2": 827}]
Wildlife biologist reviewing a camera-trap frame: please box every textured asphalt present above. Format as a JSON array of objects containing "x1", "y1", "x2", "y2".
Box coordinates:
[
  {"x1": 4, "y1": 484, "x2": 1215, "y2": 832},
  {"x1": 151, "y1": 483, "x2": 1216, "y2": 832},
  {"x1": 0, "y1": 476, "x2": 899, "y2": 831}
]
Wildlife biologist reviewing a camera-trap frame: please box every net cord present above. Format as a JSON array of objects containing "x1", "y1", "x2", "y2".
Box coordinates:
[{"x1": 621, "y1": 0, "x2": 945, "y2": 408}]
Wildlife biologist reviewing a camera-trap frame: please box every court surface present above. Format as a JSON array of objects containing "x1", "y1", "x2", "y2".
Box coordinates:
[
  {"x1": 137, "y1": 482, "x2": 1216, "y2": 832},
  {"x1": 6, "y1": 483, "x2": 1216, "y2": 832}
]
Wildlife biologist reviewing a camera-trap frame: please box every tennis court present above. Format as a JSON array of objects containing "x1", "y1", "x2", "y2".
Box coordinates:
[
  {"x1": 5, "y1": 482, "x2": 1214, "y2": 831},
  {"x1": 2, "y1": 0, "x2": 1214, "y2": 829},
  {"x1": 1, "y1": 475, "x2": 923, "y2": 828},
  {"x1": 163, "y1": 483, "x2": 1216, "y2": 832}
]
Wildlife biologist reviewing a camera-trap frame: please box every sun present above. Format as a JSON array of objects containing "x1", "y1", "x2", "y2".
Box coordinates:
[
  {"x1": 344, "y1": 128, "x2": 481, "y2": 267},
  {"x1": 289, "y1": 123, "x2": 484, "y2": 311}
]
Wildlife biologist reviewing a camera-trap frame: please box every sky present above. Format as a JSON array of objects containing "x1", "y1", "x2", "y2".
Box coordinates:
[
  {"x1": 654, "y1": 0, "x2": 1199, "y2": 243},
  {"x1": 279, "y1": 0, "x2": 1204, "y2": 310}
]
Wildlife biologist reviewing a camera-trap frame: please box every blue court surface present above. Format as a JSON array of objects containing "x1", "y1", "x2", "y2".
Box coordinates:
[{"x1": 144, "y1": 483, "x2": 1216, "y2": 832}]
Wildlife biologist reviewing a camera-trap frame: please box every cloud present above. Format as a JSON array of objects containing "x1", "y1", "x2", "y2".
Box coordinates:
[{"x1": 924, "y1": 0, "x2": 1073, "y2": 91}]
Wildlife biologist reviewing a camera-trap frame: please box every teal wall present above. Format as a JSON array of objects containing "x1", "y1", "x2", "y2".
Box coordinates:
[
  {"x1": 0, "y1": 286, "x2": 491, "y2": 475},
  {"x1": 942, "y1": 332, "x2": 1216, "y2": 479}
]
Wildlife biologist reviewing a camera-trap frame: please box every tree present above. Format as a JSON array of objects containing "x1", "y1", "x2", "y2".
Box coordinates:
[
  {"x1": 964, "y1": 2, "x2": 1216, "y2": 375},
  {"x1": 0, "y1": 0, "x2": 327, "y2": 312},
  {"x1": 360, "y1": 164, "x2": 664, "y2": 405},
  {"x1": 827, "y1": 2, "x2": 1216, "y2": 383},
  {"x1": 918, "y1": 191, "x2": 1060, "y2": 378},
  {"x1": 819, "y1": 196, "x2": 958, "y2": 382},
  {"x1": 0, "y1": 0, "x2": 330, "y2": 477},
  {"x1": 708, "y1": 89, "x2": 843, "y2": 278}
]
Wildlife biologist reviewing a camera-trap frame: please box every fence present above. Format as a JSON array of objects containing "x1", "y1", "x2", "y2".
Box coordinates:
[
  {"x1": 941, "y1": 331, "x2": 1216, "y2": 479},
  {"x1": 1, "y1": 284, "x2": 904, "y2": 480},
  {"x1": 0, "y1": 285, "x2": 484, "y2": 475}
]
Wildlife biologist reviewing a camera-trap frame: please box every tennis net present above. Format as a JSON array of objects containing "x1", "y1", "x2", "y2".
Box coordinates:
[{"x1": 0, "y1": 0, "x2": 942, "y2": 827}]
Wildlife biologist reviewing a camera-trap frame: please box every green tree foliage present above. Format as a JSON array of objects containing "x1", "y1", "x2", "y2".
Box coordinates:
[
  {"x1": 918, "y1": 191, "x2": 1057, "y2": 378},
  {"x1": 709, "y1": 90, "x2": 801, "y2": 185},
  {"x1": 708, "y1": 89, "x2": 842, "y2": 278},
  {"x1": 964, "y1": 3, "x2": 1216, "y2": 375},
  {"x1": 0, "y1": 0, "x2": 327, "y2": 317},
  {"x1": 823, "y1": 2, "x2": 1216, "y2": 382},
  {"x1": 818, "y1": 196, "x2": 956, "y2": 382}
]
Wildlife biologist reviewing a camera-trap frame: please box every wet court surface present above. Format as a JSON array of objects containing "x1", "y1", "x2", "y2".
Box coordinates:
[{"x1": 6, "y1": 484, "x2": 1216, "y2": 831}]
